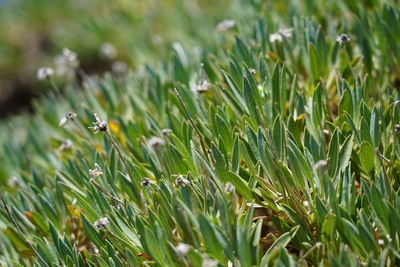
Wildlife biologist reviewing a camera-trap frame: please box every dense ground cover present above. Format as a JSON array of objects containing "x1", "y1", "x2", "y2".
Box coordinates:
[{"x1": 1, "y1": 0, "x2": 400, "y2": 266}]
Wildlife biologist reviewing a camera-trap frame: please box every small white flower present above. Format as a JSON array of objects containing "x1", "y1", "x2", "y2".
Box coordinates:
[
  {"x1": 224, "y1": 182, "x2": 235, "y2": 194},
  {"x1": 37, "y1": 67, "x2": 54, "y2": 80},
  {"x1": 54, "y1": 48, "x2": 79, "y2": 78},
  {"x1": 257, "y1": 84, "x2": 266, "y2": 98},
  {"x1": 8, "y1": 176, "x2": 20, "y2": 187},
  {"x1": 194, "y1": 80, "x2": 211, "y2": 93},
  {"x1": 161, "y1": 128, "x2": 172, "y2": 137},
  {"x1": 394, "y1": 124, "x2": 400, "y2": 133},
  {"x1": 336, "y1": 33, "x2": 350, "y2": 45},
  {"x1": 93, "y1": 217, "x2": 109, "y2": 229},
  {"x1": 314, "y1": 160, "x2": 328, "y2": 170},
  {"x1": 99, "y1": 42, "x2": 117, "y2": 60},
  {"x1": 269, "y1": 28, "x2": 293, "y2": 43},
  {"x1": 93, "y1": 246, "x2": 100, "y2": 254},
  {"x1": 202, "y1": 258, "x2": 218, "y2": 267},
  {"x1": 176, "y1": 175, "x2": 190, "y2": 187},
  {"x1": 89, "y1": 113, "x2": 108, "y2": 133},
  {"x1": 386, "y1": 234, "x2": 392, "y2": 242},
  {"x1": 111, "y1": 61, "x2": 128, "y2": 75},
  {"x1": 61, "y1": 48, "x2": 79, "y2": 68},
  {"x1": 378, "y1": 239, "x2": 384, "y2": 245},
  {"x1": 176, "y1": 243, "x2": 190, "y2": 256},
  {"x1": 148, "y1": 137, "x2": 165, "y2": 150},
  {"x1": 141, "y1": 177, "x2": 156, "y2": 187},
  {"x1": 217, "y1": 19, "x2": 236, "y2": 31},
  {"x1": 59, "y1": 139, "x2": 73, "y2": 151},
  {"x1": 59, "y1": 112, "x2": 77, "y2": 127},
  {"x1": 89, "y1": 163, "x2": 103, "y2": 178},
  {"x1": 269, "y1": 33, "x2": 283, "y2": 43}
]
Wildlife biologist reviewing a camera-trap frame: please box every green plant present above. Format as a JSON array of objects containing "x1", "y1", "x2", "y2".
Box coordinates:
[{"x1": 1, "y1": 0, "x2": 400, "y2": 266}]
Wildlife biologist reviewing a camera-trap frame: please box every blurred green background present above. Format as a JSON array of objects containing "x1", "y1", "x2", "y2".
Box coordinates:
[{"x1": 0, "y1": 0, "x2": 243, "y2": 117}]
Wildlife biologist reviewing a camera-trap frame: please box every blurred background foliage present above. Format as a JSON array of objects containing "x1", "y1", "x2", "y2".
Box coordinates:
[
  {"x1": 1, "y1": 0, "x2": 396, "y2": 118},
  {"x1": 0, "y1": 0, "x2": 246, "y2": 117}
]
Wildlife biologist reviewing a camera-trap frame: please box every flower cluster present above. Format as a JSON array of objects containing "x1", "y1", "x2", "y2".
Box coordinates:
[
  {"x1": 176, "y1": 175, "x2": 190, "y2": 187},
  {"x1": 224, "y1": 182, "x2": 235, "y2": 194},
  {"x1": 148, "y1": 136, "x2": 165, "y2": 150},
  {"x1": 194, "y1": 80, "x2": 211, "y2": 93},
  {"x1": 93, "y1": 217, "x2": 109, "y2": 229},
  {"x1": 54, "y1": 48, "x2": 79, "y2": 79},
  {"x1": 394, "y1": 124, "x2": 400, "y2": 133},
  {"x1": 59, "y1": 112, "x2": 77, "y2": 127},
  {"x1": 141, "y1": 177, "x2": 156, "y2": 187},
  {"x1": 89, "y1": 113, "x2": 108, "y2": 133},
  {"x1": 161, "y1": 128, "x2": 172, "y2": 137},
  {"x1": 89, "y1": 163, "x2": 103, "y2": 178},
  {"x1": 336, "y1": 33, "x2": 350, "y2": 45}
]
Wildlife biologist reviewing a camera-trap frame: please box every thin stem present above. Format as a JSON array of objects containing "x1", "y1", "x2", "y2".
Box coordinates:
[
  {"x1": 0, "y1": 192, "x2": 50, "y2": 267},
  {"x1": 105, "y1": 131, "x2": 129, "y2": 172},
  {"x1": 376, "y1": 148, "x2": 391, "y2": 202},
  {"x1": 173, "y1": 88, "x2": 209, "y2": 159},
  {"x1": 343, "y1": 46, "x2": 356, "y2": 78},
  {"x1": 90, "y1": 179, "x2": 123, "y2": 204},
  {"x1": 299, "y1": 242, "x2": 323, "y2": 262},
  {"x1": 48, "y1": 79, "x2": 61, "y2": 95}
]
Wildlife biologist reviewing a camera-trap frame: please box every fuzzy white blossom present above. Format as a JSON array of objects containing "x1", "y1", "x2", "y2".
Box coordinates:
[
  {"x1": 59, "y1": 112, "x2": 77, "y2": 127},
  {"x1": 336, "y1": 33, "x2": 350, "y2": 45},
  {"x1": 176, "y1": 175, "x2": 190, "y2": 187},
  {"x1": 54, "y1": 48, "x2": 79, "y2": 78},
  {"x1": 100, "y1": 42, "x2": 117, "y2": 60},
  {"x1": 161, "y1": 128, "x2": 172, "y2": 137},
  {"x1": 111, "y1": 61, "x2": 128, "y2": 75},
  {"x1": 216, "y1": 19, "x2": 236, "y2": 31},
  {"x1": 59, "y1": 139, "x2": 73, "y2": 151},
  {"x1": 176, "y1": 243, "x2": 190, "y2": 256},
  {"x1": 314, "y1": 160, "x2": 328, "y2": 170},
  {"x1": 148, "y1": 137, "x2": 165, "y2": 150},
  {"x1": 224, "y1": 182, "x2": 235, "y2": 194},
  {"x1": 37, "y1": 67, "x2": 54, "y2": 80},
  {"x1": 89, "y1": 113, "x2": 107, "y2": 133},
  {"x1": 194, "y1": 80, "x2": 211, "y2": 93},
  {"x1": 89, "y1": 163, "x2": 103, "y2": 178},
  {"x1": 141, "y1": 177, "x2": 156, "y2": 187},
  {"x1": 269, "y1": 28, "x2": 293, "y2": 43},
  {"x1": 8, "y1": 176, "x2": 20, "y2": 188},
  {"x1": 93, "y1": 217, "x2": 109, "y2": 229},
  {"x1": 257, "y1": 84, "x2": 265, "y2": 98},
  {"x1": 202, "y1": 258, "x2": 218, "y2": 267}
]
